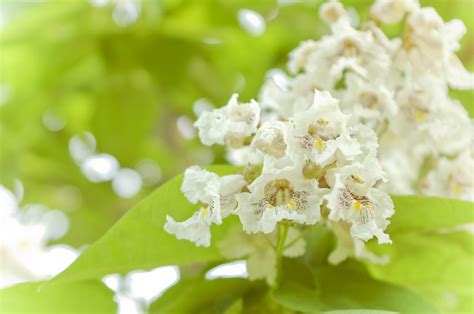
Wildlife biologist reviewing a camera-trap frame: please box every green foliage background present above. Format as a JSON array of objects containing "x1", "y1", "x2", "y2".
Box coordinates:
[{"x1": 0, "y1": 0, "x2": 473, "y2": 313}]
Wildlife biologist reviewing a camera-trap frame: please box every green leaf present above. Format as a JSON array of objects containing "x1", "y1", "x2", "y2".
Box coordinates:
[
  {"x1": 389, "y1": 195, "x2": 474, "y2": 234},
  {"x1": 272, "y1": 260, "x2": 438, "y2": 313},
  {"x1": 367, "y1": 196, "x2": 474, "y2": 313},
  {"x1": 51, "y1": 165, "x2": 240, "y2": 284},
  {"x1": 149, "y1": 278, "x2": 255, "y2": 314},
  {"x1": 323, "y1": 309, "x2": 397, "y2": 314},
  {"x1": 323, "y1": 311, "x2": 395, "y2": 314},
  {"x1": 224, "y1": 299, "x2": 244, "y2": 314},
  {"x1": 0, "y1": 280, "x2": 115, "y2": 313}
]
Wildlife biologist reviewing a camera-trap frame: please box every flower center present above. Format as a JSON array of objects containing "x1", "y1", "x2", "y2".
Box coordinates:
[
  {"x1": 302, "y1": 118, "x2": 339, "y2": 152},
  {"x1": 341, "y1": 39, "x2": 360, "y2": 58},
  {"x1": 338, "y1": 189, "x2": 373, "y2": 223},
  {"x1": 264, "y1": 179, "x2": 294, "y2": 207},
  {"x1": 359, "y1": 92, "x2": 379, "y2": 109}
]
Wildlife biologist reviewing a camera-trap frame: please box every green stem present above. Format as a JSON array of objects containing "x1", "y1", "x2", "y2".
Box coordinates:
[
  {"x1": 276, "y1": 224, "x2": 289, "y2": 258},
  {"x1": 273, "y1": 224, "x2": 289, "y2": 289}
]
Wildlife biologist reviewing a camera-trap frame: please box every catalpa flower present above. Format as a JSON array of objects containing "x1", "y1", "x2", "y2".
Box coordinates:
[
  {"x1": 370, "y1": 0, "x2": 419, "y2": 24},
  {"x1": 235, "y1": 165, "x2": 326, "y2": 234},
  {"x1": 194, "y1": 94, "x2": 260, "y2": 148},
  {"x1": 420, "y1": 150, "x2": 473, "y2": 202},
  {"x1": 325, "y1": 151, "x2": 393, "y2": 244},
  {"x1": 251, "y1": 121, "x2": 288, "y2": 159},
  {"x1": 288, "y1": 22, "x2": 391, "y2": 88},
  {"x1": 288, "y1": 91, "x2": 360, "y2": 167},
  {"x1": 400, "y1": 6, "x2": 474, "y2": 89},
  {"x1": 165, "y1": 166, "x2": 246, "y2": 247},
  {"x1": 336, "y1": 73, "x2": 398, "y2": 129},
  {"x1": 259, "y1": 72, "x2": 326, "y2": 119}
]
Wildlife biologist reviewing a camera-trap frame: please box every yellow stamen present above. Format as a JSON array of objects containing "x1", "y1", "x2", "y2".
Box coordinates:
[
  {"x1": 353, "y1": 201, "x2": 362, "y2": 212},
  {"x1": 287, "y1": 200, "x2": 296, "y2": 209},
  {"x1": 268, "y1": 204, "x2": 275, "y2": 208},
  {"x1": 453, "y1": 183, "x2": 462, "y2": 194},
  {"x1": 351, "y1": 175, "x2": 364, "y2": 184},
  {"x1": 314, "y1": 138, "x2": 325, "y2": 151},
  {"x1": 201, "y1": 207, "x2": 210, "y2": 216},
  {"x1": 415, "y1": 110, "x2": 426, "y2": 122}
]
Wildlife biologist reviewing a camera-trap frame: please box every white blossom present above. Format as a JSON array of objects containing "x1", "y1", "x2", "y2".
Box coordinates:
[
  {"x1": 164, "y1": 210, "x2": 214, "y2": 247},
  {"x1": 165, "y1": 166, "x2": 246, "y2": 246},
  {"x1": 420, "y1": 150, "x2": 473, "y2": 201},
  {"x1": 325, "y1": 151, "x2": 393, "y2": 244},
  {"x1": 251, "y1": 121, "x2": 288, "y2": 158},
  {"x1": 370, "y1": 0, "x2": 419, "y2": 24},
  {"x1": 0, "y1": 185, "x2": 77, "y2": 288},
  {"x1": 288, "y1": 91, "x2": 360, "y2": 167},
  {"x1": 235, "y1": 166, "x2": 326, "y2": 234},
  {"x1": 195, "y1": 94, "x2": 260, "y2": 147},
  {"x1": 336, "y1": 73, "x2": 397, "y2": 129},
  {"x1": 288, "y1": 24, "x2": 391, "y2": 88},
  {"x1": 319, "y1": 0, "x2": 351, "y2": 26},
  {"x1": 399, "y1": 7, "x2": 474, "y2": 89}
]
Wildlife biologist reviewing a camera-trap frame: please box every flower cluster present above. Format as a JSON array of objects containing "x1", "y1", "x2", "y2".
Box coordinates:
[
  {"x1": 164, "y1": 0, "x2": 473, "y2": 280},
  {"x1": 266, "y1": 0, "x2": 472, "y2": 199},
  {"x1": 165, "y1": 90, "x2": 393, "y2": 264}
]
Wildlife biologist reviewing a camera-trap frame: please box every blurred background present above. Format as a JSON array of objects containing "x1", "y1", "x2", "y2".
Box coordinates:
[{"x1": 0, "y1": 0, "x2": 472, "y2": 310}]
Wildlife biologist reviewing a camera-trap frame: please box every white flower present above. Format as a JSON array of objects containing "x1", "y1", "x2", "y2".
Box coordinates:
[
  {"x1": 319, "y1": 0, "x2": 351, "y2": 26},
  {"x1": 194, "y1": 94, "x2": 260, "y2": 147},
  {"x1": 260, "y1": 73, "x2": 326, "y2": 118},
  {"x1": 226, "y1": 146, "x2": 264, "y2": 167},
  {"x1": 363, "y1": 22, "x2": 402, "y2": 56},
  {"x1": 325, "y1": 151, "x2": 393, "y2": 244},
  {"x1": 378, "y1": 147, "x2": 419, "y2": 195},
  {"x1": 251, "y1": 121, "x2": 288, "y2": 158},
  {"x1": 370, "y1": 0, "x2": 419, "y2": 24},
  {"x1": 164, "y1": 209, "x2": 214, "y2": 247},
  {"x1": 390, "y1": 76, "x2": 470, "y2": 156},
  {"x1": 181, "y1": 166, "x2": 247, "y2": 219},
  {"x1": 422, "y1": 101, "x2": 471, "y2": 156},
  {"x1": 445, "y1": 54, "x2": 474, "y2": 90},
  {"x1": 337, "y1": 73, "x2": 398, "y2": 129},
  {"x1": 235, "y1": 166, "x2": 326, "y2": 234},
  {"x1": 0, "y1": 185, "x2": 77, "y2": 288},
  {"x1": 400, "y1": 7, "x2": 474, "y2": 89},
  {"x1": 165, "y1": 166, "x2": 246, "y2": 247},
  {"x1": 420, "y1": 150, "x2": 473, "y2": 201},
  {"x1": 0, "y1": 217, "x2": 48, "y2": 287},
  {"x1": 328, "y1": 221, "x2": 388, "y2": 265},
  {"x1": 288, "y1": 22, "x2": 391, "y2": 88},
  {"x1": 288, "y1": 91, "x2": 361, "y2": 167}
]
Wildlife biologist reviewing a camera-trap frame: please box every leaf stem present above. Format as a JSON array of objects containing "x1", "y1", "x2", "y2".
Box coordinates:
[{"x1": 273, "y1": 223, "x2": 289, "y2": 289}]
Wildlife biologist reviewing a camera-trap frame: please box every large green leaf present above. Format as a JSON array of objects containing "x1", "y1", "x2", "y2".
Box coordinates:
[
  {"x1": 50, "y1": 165, "x2": 240, "y2": 284},
  {"x1": 323, "y1": 311, "x2": 395, "y2": 314},
  {"x1": 272, "y1": 260, "x2": 438, "y2": 313},
  {"x1": 388, "y1": 195, "x2": 474, "y2": 233},
  {"x1": 0, "y1": 280, "x2": 115, "y2": 313},
  {"x1": 149, "y1": 278, "x2": 256, "y2": 314},
  {"x1": 367, "y1": 196, "x2": 474, "y2": 313}
]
